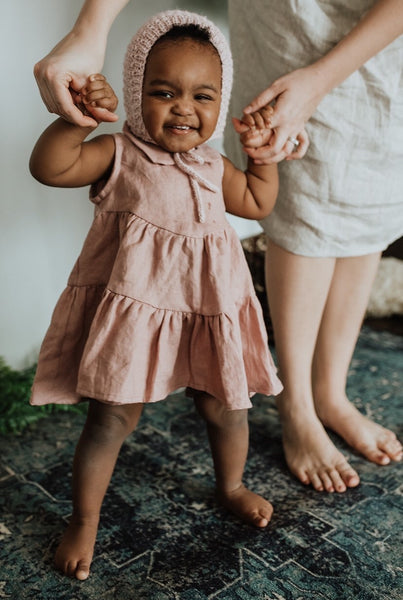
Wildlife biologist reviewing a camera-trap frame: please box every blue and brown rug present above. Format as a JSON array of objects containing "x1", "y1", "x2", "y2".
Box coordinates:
[{"x1": 0, "y1": 326, "x2": 402, "y2": 600}]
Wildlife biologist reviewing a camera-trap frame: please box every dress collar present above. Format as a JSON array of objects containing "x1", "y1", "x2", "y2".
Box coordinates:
[{"x1": 122, "y1": 122, "x2": 220, "y2": 223}]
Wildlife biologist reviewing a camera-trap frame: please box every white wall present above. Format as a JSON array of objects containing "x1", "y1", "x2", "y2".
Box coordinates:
[{"x1": 0, "y1": 0, "x2": 261, "y2": 369}]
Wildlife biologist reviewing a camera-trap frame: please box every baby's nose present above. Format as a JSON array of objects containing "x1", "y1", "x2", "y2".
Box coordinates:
[{"x1": 172, "y1": 99, "x2": 194, "y2": 115}]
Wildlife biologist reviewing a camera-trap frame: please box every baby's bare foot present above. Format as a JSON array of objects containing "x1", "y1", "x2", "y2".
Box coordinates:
[
  {"x1": 54, "y1": 515, "x2": 99, "y2": 580},
  {"x1": 317, "y1": 398, "x2": 402, "y2": 466},
  {"x1": 218, "y1": 484, "x2": 273, "y2": 527},
  {"x1": 280, "y1": 405, "x2": 360, "y2": 493}
]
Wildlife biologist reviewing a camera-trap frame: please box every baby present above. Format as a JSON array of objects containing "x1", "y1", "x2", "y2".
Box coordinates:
[{"x1": 30, "y1": 10, "x2": 280, "y2": 580}]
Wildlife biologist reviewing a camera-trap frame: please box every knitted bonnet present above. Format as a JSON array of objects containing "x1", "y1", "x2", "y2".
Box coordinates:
[{"x1": 123, "y1": 10, "x2": 233, "y2": 144}]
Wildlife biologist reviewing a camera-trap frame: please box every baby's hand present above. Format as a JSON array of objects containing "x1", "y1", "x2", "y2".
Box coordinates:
[
  {"x1": 233, "y1": 105, "x2": 274, "y2": 149},
  {"x1": 75, "y1": 74, "x2": 119, "y2": 124}
]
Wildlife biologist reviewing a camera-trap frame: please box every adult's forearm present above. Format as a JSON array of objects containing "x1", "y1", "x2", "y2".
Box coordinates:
[
  {"x1": 314, "y1": 0, "x2": 403, "y2": 95},
  {"x1": 72, "y1": 0, "x2": 131, "y2": 42}
]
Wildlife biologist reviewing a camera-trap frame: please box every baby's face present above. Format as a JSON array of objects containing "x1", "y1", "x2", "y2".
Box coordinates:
[{"x1": 142, "y1": 38, "x2": 222, "y2": 152}]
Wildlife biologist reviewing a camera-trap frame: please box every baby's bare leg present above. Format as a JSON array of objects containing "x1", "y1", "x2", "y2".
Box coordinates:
[
  {"x1": 55, "y1": 399, "x2": 143, "y2": 580},
  {"x1": 193, "y1": 391, "x2": 272, "y2": 528}
]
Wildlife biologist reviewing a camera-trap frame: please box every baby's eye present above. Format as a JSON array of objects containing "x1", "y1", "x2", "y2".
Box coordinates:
[
  {"x1": 151, "y1": 90, "x2": 174, "y2": 99},
  {"x1": 195, "y1": 94, "x2": 214, "y2": 102}
]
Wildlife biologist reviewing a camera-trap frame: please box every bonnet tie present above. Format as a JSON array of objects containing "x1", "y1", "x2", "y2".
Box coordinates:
[{"x1": 173, "y1": 151, "x2": 219, "y2": 223}]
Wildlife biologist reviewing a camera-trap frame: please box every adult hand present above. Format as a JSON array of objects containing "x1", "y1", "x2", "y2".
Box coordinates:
[
  {"x1": 242, "y1": 65, "x2": 326, "y2": 164},
  {"x1": 34, "y1": 32, "x2": 116, "y2": 127}
]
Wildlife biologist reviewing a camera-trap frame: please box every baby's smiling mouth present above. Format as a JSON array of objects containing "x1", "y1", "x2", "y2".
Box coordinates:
[{"x1": 166, "y1": 124, "x2": 197, "y2": 132}]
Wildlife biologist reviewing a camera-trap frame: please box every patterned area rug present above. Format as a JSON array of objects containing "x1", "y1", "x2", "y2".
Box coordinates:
[{"x1": 0, "y1": 327, "x2": 402, "y2": 600}]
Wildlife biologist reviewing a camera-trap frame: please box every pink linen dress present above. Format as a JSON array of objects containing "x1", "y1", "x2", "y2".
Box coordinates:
[{"x1": 30, "y1": 129, "x2": 282, "y2": 410}]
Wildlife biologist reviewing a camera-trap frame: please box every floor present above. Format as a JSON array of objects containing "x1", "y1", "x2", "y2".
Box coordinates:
[{"x1": 1, "y1": 326, "x2": 402, "y2": 599}]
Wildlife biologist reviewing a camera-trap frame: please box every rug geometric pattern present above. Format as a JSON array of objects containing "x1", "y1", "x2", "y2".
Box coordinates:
[{"x1": 0, "y1": 327, "x2": 402, "y2": 599}]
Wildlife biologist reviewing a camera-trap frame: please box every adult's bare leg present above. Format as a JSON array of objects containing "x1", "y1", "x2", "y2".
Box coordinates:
[
  {"x1": 265, "y1": 240, "x2": 360, "y2": 492},
  {"x1": 312, "y1": 253, "x2": 402, "y2": 464},
  {"x1": 54, "y1": 399, "x2": 143, "y2": 580}
]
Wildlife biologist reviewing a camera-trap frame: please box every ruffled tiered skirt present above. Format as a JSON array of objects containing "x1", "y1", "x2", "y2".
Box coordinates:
[{"x1": 31, "y1": 211, "x2": 282, "y2": 409}]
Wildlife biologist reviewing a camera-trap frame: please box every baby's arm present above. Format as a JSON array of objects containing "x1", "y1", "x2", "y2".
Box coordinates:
[
  {"x1": 222, "y1": 107, "x2": 278, "y2": 219},
  {"x1": 30, "y1": 74, "x2": 118, "y2": 188}
]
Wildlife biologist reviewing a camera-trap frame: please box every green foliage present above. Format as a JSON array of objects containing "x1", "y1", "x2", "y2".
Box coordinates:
[{"x1": 0, "y1": 357, "x2": 86, "y2": 434}]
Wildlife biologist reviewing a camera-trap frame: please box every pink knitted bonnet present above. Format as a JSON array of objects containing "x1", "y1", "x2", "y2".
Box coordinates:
[{"x1": 123, "y1": 10, "x2": 233, "y2": 144}]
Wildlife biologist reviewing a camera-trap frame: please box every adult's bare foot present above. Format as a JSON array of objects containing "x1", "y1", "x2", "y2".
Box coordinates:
[
  {"x1": 54, "y1": 514, "x2": 99, "y2": 580},
  {"x1": 279, "y1": 399, "x2": 360, "y2": 493},
  {"x1": 316, "y1": 396, "x2": 402, "y2": 466},
  {"x1": 218, "y1": 484, "x2": 273, "y2": 527}
]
